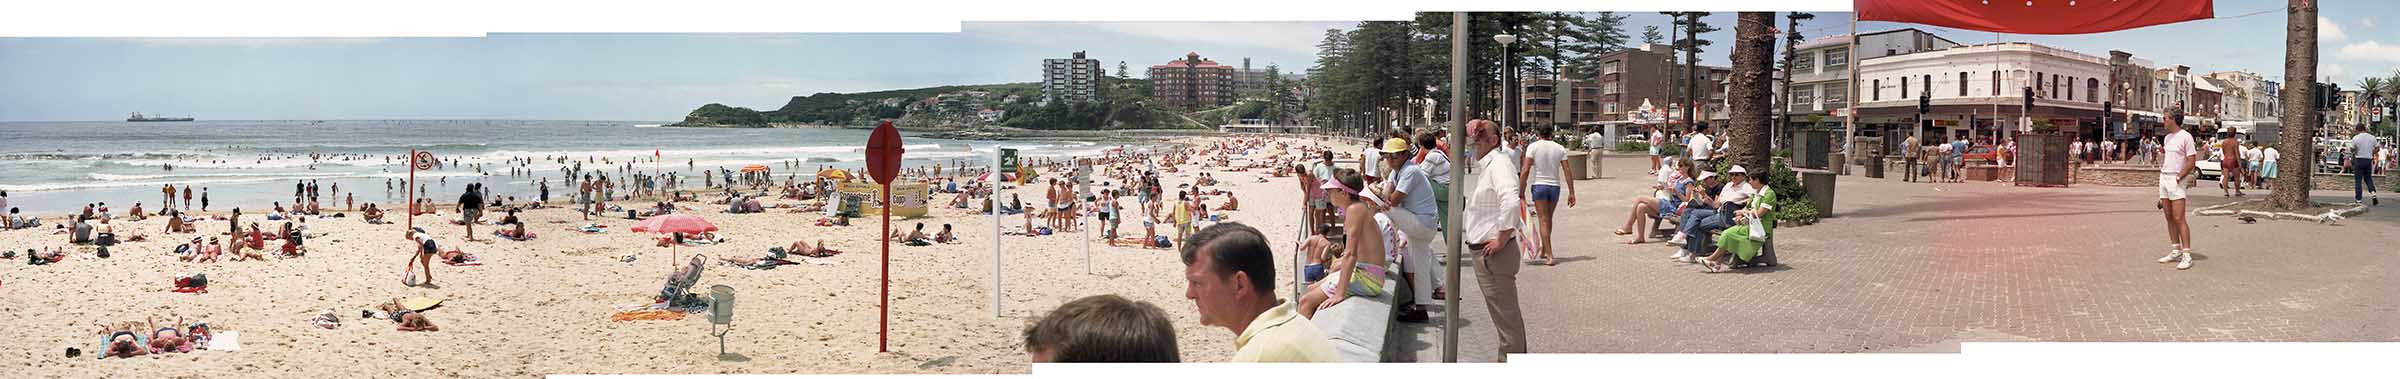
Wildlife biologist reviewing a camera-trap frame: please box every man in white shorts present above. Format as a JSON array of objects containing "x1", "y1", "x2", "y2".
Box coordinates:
[{"x1": 2156, "y1": 110, "x2": 2198, "y2": 270}]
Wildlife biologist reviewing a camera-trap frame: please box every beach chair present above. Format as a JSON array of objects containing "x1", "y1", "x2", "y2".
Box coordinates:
[{"x1": 658, "y1": 255, "x2": 709, "y2": 307}]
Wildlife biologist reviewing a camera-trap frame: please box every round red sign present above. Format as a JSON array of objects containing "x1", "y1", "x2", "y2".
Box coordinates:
[{"x1": 864, "y1": 121, "x2": 905, "y2": 185}]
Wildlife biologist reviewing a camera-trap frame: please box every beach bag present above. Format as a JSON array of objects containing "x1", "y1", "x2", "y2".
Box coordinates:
[
  {"x1": 401, "y1": 263, "x2": 420, "y2": 287},
  {"x1": 1748, "y1": 215, "x2": 1766, "y2": 241}
]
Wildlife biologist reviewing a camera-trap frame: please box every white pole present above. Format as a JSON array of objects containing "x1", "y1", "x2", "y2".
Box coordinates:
[
  {"x1": 1081, "y1": 160, "x2": 1091, "y2": 275},
  {"x1": 1842, "y1": 13, "x2": 1860, "y2": 171},
  {"x1": 991, "y1": 146, "x2": 1003, "y2": 319}
]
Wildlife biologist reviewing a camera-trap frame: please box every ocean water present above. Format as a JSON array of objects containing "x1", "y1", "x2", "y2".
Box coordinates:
[{"x1": 0, "y1": 120, "x2": 1116, "y2": 214}]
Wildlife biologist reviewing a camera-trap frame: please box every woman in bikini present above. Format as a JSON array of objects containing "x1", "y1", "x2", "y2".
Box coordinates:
[
  {"x1": 378, "y1": 298, "x2": 439, "y2": 332},
  {"x1": 782, "y1": 239, "x2": 841, "y2": 258}
]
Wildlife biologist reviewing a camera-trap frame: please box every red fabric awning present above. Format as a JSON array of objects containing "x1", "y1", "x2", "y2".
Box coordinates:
[{"x1": 1857, "y1": 0, "x2": 2214, "y2": 35}]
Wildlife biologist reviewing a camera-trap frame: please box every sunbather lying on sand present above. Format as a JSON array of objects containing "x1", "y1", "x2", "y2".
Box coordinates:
[
  {"x1": 439, "y1": 248, "x2": 479, "y2": 265},
  {"x1": 94, "y1": 321, "x2": 148, "y2": 358},
  {"x1": 145, "y1": 316, "x2": 196, "y2": 354},
  {"x1": 782, "y1": 239, "x2": 842, "y2": 258},
  {"x1": 376, "y1": 298, "x2": 439, "y2": 332}
]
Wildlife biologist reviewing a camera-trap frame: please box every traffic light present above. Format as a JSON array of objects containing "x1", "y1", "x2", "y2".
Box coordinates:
[
  {"x1": 2022, "y1": 86, "x2": 2035, "y2": 110},
  {"x1": 1918, "y1": 91, "x2": 1932, "y2": 114}
]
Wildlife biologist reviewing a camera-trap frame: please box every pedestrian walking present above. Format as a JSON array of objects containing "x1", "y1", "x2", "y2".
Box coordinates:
[{"x1": 2351, "y1": 128, "x2": 2381, "y2": 205}]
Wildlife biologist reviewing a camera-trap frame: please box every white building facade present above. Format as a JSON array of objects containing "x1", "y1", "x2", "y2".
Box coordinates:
[
  {"x1": 1854, "y1": 42, "x2": 2110, "y2": 152},
  {"x1": 1784, "y1": 28, "x2": 1962, "y2": 131}
]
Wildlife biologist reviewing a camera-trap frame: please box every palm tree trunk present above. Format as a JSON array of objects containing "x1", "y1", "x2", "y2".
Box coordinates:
[
  {"x1": 2272, "y1": 0, "x2": 2317, "y2": 209},
  {"x1": 1729, "y1": 12, "x2": 1777, "y2": 173}
]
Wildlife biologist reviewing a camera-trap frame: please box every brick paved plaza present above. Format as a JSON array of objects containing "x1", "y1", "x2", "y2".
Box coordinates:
[{"x1": 1494, "y1": 154, "x2": 2400, "y2": 354}]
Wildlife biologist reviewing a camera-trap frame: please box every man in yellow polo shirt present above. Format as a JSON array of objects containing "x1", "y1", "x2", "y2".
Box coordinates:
[{"x1": 1181, "y1": 222, "x2": 1334, "y2": 362}]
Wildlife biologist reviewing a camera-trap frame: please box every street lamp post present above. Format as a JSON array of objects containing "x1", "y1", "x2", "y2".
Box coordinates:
[{"x1": 1498, "y1": 33, "x2": 1519, "y2": 131}]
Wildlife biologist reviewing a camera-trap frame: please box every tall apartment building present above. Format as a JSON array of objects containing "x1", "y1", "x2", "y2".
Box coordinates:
[
  {"x1": 1148, "y1": 52, "x2": 1239, "y2": 111},
  {"x1": 1041, "y1": 51, "x2": 1105, "y2": 104},
  {"x1": 1521, "y1": 75, "x2": 1602, "y2": 129},
  {"x1": 1588, "y1": 44, "x2": 1677, "y2": 127}
]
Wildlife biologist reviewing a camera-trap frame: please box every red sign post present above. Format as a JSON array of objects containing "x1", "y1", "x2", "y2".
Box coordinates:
[
  {"x1": 863, "y1": 121, "x2": 905, "y2": 353},
  {"x1": 406, "y1": 150, "x2": 436, "y2": 239}
]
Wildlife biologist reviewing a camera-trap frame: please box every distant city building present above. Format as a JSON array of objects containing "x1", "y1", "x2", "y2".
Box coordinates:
[
  {"x1": 1148, "y1": 52, "x2": 1238, "y2": 111},
  {"x1": 1581, "y1": 44, "x2": 1676, "y2": 132},
  {"x1": 1784, "y1": 28, "x2": 1963, "y2": 131},
  {"x1": 2193, "y1": 78, "x2": 2223, "y2": 124},
  {"x1": 1853, "y1": 41, "x2": 2110, "y2": 152},
  {"x1": 1042, "y1": 51, "x2": 1105, "y2": 104}
]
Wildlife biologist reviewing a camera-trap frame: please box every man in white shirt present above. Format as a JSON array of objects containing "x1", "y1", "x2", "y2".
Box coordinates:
[
  {"x1": 1902, "y1": 133, "x2": 1920, "y2": 182},
  {"x1": 1520, "y1": 127, "x2": 1574, "y2": 266},
  {"x1": 1461, "y1": 119, "x2": 1527, "y2": 361},
  {"x1": 1686, "y1": 124, "x2": 1715, "y2": 178},
  {"x1": 2156, "y1": 111, "x2": 2198, "y2": 270},
  {"x1": 2351, "y1": 129, "x2": 2381, "y2": 205}
]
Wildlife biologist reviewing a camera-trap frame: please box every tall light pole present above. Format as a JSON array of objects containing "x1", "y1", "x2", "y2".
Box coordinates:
[
  {"x1": 1498, "y1": 33, "x2": 1519, "y2": 130},
  {"x1": 1442, "y1": 11, "x2": 1469, "y2": 363}
]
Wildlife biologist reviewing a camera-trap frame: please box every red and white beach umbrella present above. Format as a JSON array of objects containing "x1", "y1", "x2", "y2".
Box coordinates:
[{"x1": 631, "y1": 214, "x2": 718, "y2": 264}]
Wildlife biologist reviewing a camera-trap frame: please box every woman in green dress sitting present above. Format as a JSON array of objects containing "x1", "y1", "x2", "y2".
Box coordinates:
[{"x1": 1699, "y1": 169, "x2": 1775, "y2": 273}]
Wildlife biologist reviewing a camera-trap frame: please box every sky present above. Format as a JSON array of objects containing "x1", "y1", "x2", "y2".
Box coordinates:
[
  {"x1": 0, "y1": 22, "x2": 1345, "y2": 122},
  {"x1": 4, "y1": 1, "x2": 2392, "y2": 122},
  {"x1": 1627, "y1": 0, "x2": 2398, "y2": 88}
]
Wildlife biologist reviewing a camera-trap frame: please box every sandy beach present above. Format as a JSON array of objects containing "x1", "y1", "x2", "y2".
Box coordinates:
[{"x1": 0, "y1": 135, "x2": 1370, "y2": 376}]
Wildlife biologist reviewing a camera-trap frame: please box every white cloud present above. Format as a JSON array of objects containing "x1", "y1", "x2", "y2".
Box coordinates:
[
  {"x1": 2325, "y1": 63, "x2": 2346, "y2": 78},
  {"x1": 2338, "y1": 41, "x2": 2400, "y2": 63},
  {"x1": 2322, "y1": 17, "x2": 2346, "y2": 42},
  {"x1": 1084, "y1": 22, "x2": 1349, "y2": 56},
  {"x1": 2365, "y1": 17, "x2": 2377, "y2": 28}
]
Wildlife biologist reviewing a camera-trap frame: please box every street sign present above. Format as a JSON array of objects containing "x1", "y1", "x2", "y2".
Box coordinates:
[
  {"x1": 1831, "y1": 107, "x2": 1850, "y2": 117},
  {"x1": 862, "y1": 120, "x2": 905, "y2": 353},
  {"x1": 411, "y1": 151, "x2": 438, "y2": 170},
  {"x1": 999, "y1": 148, "x2": 1021, "y2": 174},
  {"x1": 865, "y1": 121, "x2": 904, "y2": 185}
]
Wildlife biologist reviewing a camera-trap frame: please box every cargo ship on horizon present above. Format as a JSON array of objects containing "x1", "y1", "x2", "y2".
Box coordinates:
[{"x1": 127, "y1": 112, "x2": 195, "y2": 122}]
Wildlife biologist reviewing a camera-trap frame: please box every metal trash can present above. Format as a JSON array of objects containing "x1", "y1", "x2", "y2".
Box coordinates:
[{"x1": 1863, "y1": 154, "x2": 1885, "y2": 178}]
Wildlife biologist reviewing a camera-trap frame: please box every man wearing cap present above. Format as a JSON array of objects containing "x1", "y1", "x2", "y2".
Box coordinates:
[
  {"x1": 1677, "y1": 165, "x2": 1757, "y2": 264},
  {"x1": 1372, "y1": 136, "x2": 1439, "y2": 322},
  {"x1": 1461, "y1": 119, "x2": 1527, "y2": 360}
]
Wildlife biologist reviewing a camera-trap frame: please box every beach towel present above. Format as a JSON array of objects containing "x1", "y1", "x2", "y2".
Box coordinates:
[
  {"x1": 443, "y1": 259, "x2": 484, "y2": 266},
  {"x1": 610, "y1": 309, "x2": 687, "y2": 322},
  {"x1": 206, "y1": 331, "x2": 240, "y2": 352}
]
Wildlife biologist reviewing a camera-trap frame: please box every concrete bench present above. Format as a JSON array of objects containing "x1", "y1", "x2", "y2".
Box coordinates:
[{"x1": 1307, "y1": 274, "x2": 1400, "y2": 362}]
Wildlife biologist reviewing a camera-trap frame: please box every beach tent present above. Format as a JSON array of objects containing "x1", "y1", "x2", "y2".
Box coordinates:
[{"x1": 740, "y1": 165, "x2": 770, "y2": 173}]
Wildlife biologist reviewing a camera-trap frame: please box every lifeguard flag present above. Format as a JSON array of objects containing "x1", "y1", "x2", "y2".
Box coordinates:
[{"x1": 1856, "y1": 0, "x2": 2214, "y2": 35}]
